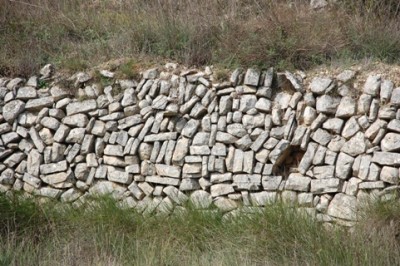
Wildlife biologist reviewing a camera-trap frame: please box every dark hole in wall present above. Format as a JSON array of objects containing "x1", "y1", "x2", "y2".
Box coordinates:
[{"x1": 272, "y1": 146, "x2": 305, "y2": 179}]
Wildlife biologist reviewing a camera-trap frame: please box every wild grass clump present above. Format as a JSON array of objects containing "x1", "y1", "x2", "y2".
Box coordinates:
[
  {"x1": 1, "y1": 193, "x2": 400, "y2": 265},
  {"x1": 1, "y1": 0, "x2": 400, "y2": 77}
]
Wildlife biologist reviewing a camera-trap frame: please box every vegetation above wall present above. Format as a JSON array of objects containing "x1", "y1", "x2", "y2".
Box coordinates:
[{"x1": 1, "y1": 0, "x2": 400, "y2": 77}]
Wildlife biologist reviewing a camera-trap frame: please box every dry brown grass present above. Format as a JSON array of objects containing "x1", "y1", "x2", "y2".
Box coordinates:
[{"x1": 1, "y1": 0, "x2": 400, "y2": 77}]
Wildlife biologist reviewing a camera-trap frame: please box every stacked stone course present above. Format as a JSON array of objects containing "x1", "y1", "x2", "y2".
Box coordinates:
[{"x1": 1, "y1": 63, "x2": 399, "y2": 225}]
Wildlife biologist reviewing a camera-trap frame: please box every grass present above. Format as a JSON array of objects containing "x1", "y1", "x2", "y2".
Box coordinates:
[
  {"x1": 1, "y1": 0, "x2": 400, "y2": 77},
  {"x1": 0, "y1": 193, "x2": 400, "y2": 265}
]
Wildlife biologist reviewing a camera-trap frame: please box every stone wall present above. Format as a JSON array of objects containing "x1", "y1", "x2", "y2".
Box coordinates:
[{"x1": 1, "y1": 64, "x2": 399, "y2": 225}]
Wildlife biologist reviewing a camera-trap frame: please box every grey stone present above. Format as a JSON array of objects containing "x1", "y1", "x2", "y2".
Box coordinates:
[
  {"x1": 327, "y1": 193, "x2": 357, "y2": 221},
  {"x1": 181, "y1": 119, "x2": 199, "y2": 138},
  {"x1": 357, "y1": 94, "x2": 372, "y2": 114},
  {"x1": 65, "y1": 128, "x2": 85, "y2": 144},
  {"x1": 342, "y1": 117, "x2": 360, "y2": 139},
  {"x1": 323, "y1": 118, "x2": 344, "y2": 134},
  {"x1": 233, "y1": 174, "x2": 261, "y2": 190},
  {"x1": 62, "y1": 114, "x2": 88, "y2": 128},
  {"x1": 328, "y1": 136, "x2": 346, "y2": 152},
  {"x1": 66, "y1": 99, "x2": 97, "y2": 116},
  {"x1": 41, "y1": 169, "x2": 74, "y2": 186},
  {"x1": 243, "y1": 68, "x2": 260, "y2": 86},
  {"x1": 336, "y1": 97, "x2": 356, "y2": 118},
  {"x1": 262, "y1": 176, "x2": 282, "y2": 191},
  {"x1": 365, "y1": 119, "x2": 387, "y2": 140},
  {"x1": 380, "y1": 166, "x2": 399, "y2": 184},
  {"x1": 211, "y1": 184, "x2": 235, "y2": 197},
  {"x1": 107, "y1": 166, "x2": 132, "y2": 184},
  {"x1": 216, "y1": 131, "x2": 238, "y2": 144},
  {"x1": 25, "y1": 97, "x2": 54, "y2": 111},
  {"x1": 298, "y1": 143, "x2": 318, "y2": 174},
  {"x1": 311, "y1": 179, "x2": 341, "y2": 194},
  {"x1": 40, "y1": 117, "x2": 61, "y2": 130},
  {"x1": 3, "y1": 100, "x2": 25, "y2": 123},
  {"x1": 239, "y1": 95, "x2": 257, "y2": 113},
  {"x1": 269, "y1": 140, "x2": 290, "y2": 165},
  {"x1": 89, "y1": 181, "x2": 126, "y2": 200},
  {"x1": 17, "y1": 86, "x2": 37, "y2": 100},
  {"x1": 53, "y1": 124, "x2": 70, "y2": 143},
  {"x1": 381, "y1": 133, "x2": 400, "y2": 152},
  {"x1": 285, "y1": 173, "x2": 311, "y2": 192},
  {"x1": 313, "y1": 165, "x2": 335, "y2": 179},
  {"x1": 249, "y1": 131, "x2": 268, "y2": 152},
  {"x1": 303, "y1": 106, "x2": 317, "y2": 126},
  {"x1": 163, "y1": 186, "x2": 188, "y2": 205},
  {"x1": 172, "y1": 137, "x2": 190, "y2": 166},
  {"x1": 155, "y1": 164, "x2": 181, "y2": 178},
  {"x1": 310, "y1": 77, "x2": 332, "y2": 95},
  {"x1": 179, "y1": 179, "x2": 200, "y2": 191},
  {"x1": 336, "y1": 152, "x2": 354, "y2": 180},
  {"x1": 250, "y1": 191, "x2": 277, "y2": 206},
  {"x1": 255, "y1": 98, "x2": 272, "y2": 113},
  {"x1": 381, "y1": 80, "x2": 394, "y2": 103},
  {"x1": 220, "y1": 96, "x2": 232, "y2": 115},
  {"x1": 311, "y1": 129, "x2": 331, "y2": 146},
  {"x1": 104, "y1": 145, "x2": 124, "y2": 157},
  {"x1": 29, "y1": 127, "x2": 45, "y2": 153},
  {"x1": 316, "y1": 95, "x2": 340, "y2": 114},
  {"x1": 341, "y1": 132, "x2": 367, "y2": 156},
  {"x1": 39, "y1": 160, "x2": 68, "y2": 175},
  {"x1": 363, "y1": 75, "x2": 381, "y2": 96},
  {"x1": 190, "y1": 190, "x2": 212, "y2": 209}
]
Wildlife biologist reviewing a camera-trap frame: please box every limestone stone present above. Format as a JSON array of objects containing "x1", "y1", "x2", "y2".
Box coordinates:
[
  {"x1": 41, "y1": 117, "x2": 60, "y2": 130},
  {"x1": 89, "y1": 181, "x2": 126, "y2": 200},
  {"x1": 3, "y1": 100, "x2": 25, "y2": 123},
  {"x1": 341, "y1": 132, "x2": 367, "y2": 156},
  {"x1": 380, "y1": 79, "x2": 394, "y2": 103},
  {"x1": 29, "y1": 127, "x2": 45, "y2": 153},
  {"x1": 107, "y1": 166, "x2": 132, "y2": 184},
  {"x1": 310, "y1": 77, "x2": 332, "y2": 95},
  {"x1": 155, "y1": 164, "x2": 181, "y2": 178},
  {"x1": 362, "y1": 75, "x2": 381, "y2": 96},
  {"x1": 268, "y1": 140, "x2": 290, "y2": 165},
  {"x1": 62, "y1": 114, "x2": 88, "y2": 128},
  {"x1": 255, "y1": 98, "x2": 272, "y2": 113},
  {"x1": 323, "y1": 118, "x2": 344, "y2": 134},
  {"x1": 145, "y1": 176, "x2": 180, "y2": 186},
  {"x1": 342, "y1": 117, "x2": 360, "y2": 139},
  {"x1": 179, "y1": 179, "x2": 200, "y2": 191},
  {"x1": 190, "y1": 190, "x2": 212, "y2": 209},
  {"x1": 381, "y1": 133, "x2": 400, "y2": 152},
  {"x1": 243, "y1": 68, "x2": 260, "y2": 86},
  {"x1": 380, "y1": 166, "x2": 399, "y2": 184},
  {"x1": 219, "y1": 96, "x2": 232, "y2": 115},
  {"x1": 211, "y1": 184, "x2": 235, "y2": 197},
  {"x1": 39, "y1": 160, "x2": 68, "y2": 175},
  {"x1": 250, "y1": 191, "x2": 277, "y2": 206},
  {"x1": 311, "y1": 129, "x2": 331, "y2": 146},
  {"x1": 285, "y1": 173, "x2": 311, "y2": 192},
  {"x1": 25, "y1": 97, "x2": 54, "y2": 111},
  {"x1": 358, "y1": 94, "x2": 372, "y2": 114},
  {"x1": 216, "y1": 131, "x2": 238, "y2": 144},
  {"x1": 233, "y1": 174, "x2": 261, "y2": 190},
  {"x1": 65, "y1": 128, "x2": 85, "y2": 144},
  {"x1": 17, "y1": 86, "x2": 37, "y2": 100},
  {"x1": 53, "y1": 124, "x2": 70, "y2": 143},
  {"x1": 172, "y1": 137, "x2": 189, "y2": 166},
  {"x1": 316, "y1": 95, "x2": 340, "y2": 114},
  {"x1": 327, "y1": 193, "x2": 357, "y2": 221},
  {"x1": 163, "y1": 186, "x2": 188, "y2": 205},
  {"x1": 313, "y1": 165, "x2": 335, "y2": 179},
  {"x1": 336, "y1": 152, "x2": 354, "y2": 180},
  {"x1": 311, "y1": 179, "x2": 341, "y2": 194},
  {"x1": 371, "y1": 151, "x2": 400, "y2": 166},
  {"x1": 66, "y1": 99, "x2": 97, "y2": 116}
]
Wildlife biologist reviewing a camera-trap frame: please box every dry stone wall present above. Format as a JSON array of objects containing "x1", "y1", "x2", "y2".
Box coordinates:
[{"x1": 0, "y1": 63, "x2": 399, "y2": 225}]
